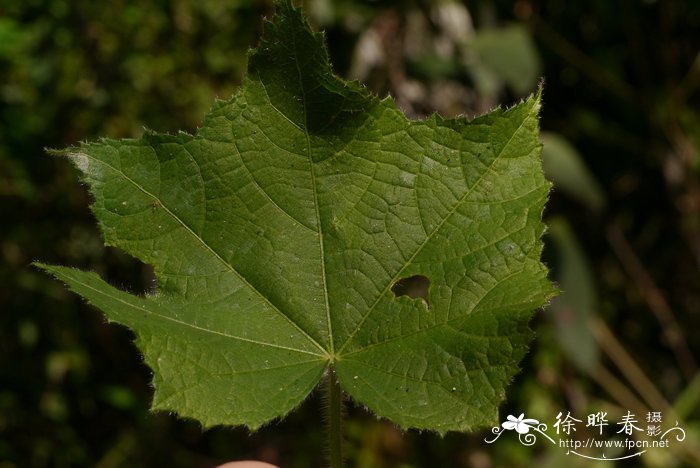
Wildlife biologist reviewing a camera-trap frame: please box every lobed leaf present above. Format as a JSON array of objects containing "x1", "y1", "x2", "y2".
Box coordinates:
[{"x1": 40, "y1": 0, "x2": 555, "y2": 433}]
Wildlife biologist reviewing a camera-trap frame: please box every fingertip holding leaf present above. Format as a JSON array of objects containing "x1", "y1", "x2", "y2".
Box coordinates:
[{"x1": 41, "y1": 0, "x2": 554, "y2": 434}]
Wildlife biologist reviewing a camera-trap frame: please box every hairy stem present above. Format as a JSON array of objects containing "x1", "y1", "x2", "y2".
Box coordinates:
[{"x1": 326, "y1": 363, "x2": 343, "y2": 468}]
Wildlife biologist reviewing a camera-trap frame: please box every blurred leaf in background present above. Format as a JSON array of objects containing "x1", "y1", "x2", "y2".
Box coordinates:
[
  {"x1": 468, "y1": 23, "x2": 541, "y2": 97},
  {"x1": 541, "y1": 131, "x2": 606, "y2": 212},
  {"x1": 546, "y1": 217, "x2": 600, "y2": 373}
]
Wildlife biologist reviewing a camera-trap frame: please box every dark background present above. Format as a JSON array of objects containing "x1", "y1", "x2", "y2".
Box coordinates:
[{"x1": 2, "y1": 0, "x2": 700, "y2": 466}]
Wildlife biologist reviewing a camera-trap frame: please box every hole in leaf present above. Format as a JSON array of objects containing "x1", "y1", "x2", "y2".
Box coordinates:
[{"x1": 391, "y1": 275, "x2": 430, "y2": 305}]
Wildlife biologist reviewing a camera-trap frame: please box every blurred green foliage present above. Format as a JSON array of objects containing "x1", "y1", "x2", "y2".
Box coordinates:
[{"x1": 3, "y1": 0, "x2": 700, "y2": 466}]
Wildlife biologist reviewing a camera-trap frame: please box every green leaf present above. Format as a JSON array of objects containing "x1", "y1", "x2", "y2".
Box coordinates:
[{"x1": 39, "y1": 0, "x2": 554, "y2": 433}]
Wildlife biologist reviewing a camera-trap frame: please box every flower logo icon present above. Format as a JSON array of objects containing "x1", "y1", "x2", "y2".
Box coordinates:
[{"x1": 502, "y1": 414, "x2": 540, "y2": 434}]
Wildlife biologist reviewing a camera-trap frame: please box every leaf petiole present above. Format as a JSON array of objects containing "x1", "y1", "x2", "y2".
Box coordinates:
[{"x1": 327, "y1": 363, "x2": 344, "y2": 468}]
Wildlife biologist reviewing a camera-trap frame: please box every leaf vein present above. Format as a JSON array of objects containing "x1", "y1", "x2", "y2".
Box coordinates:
[
  {"x1": 81, "y1": 153, "x2": 326, "y2": 355},
  {"x1": 337, "y1": 108, "x2": 535, "y2": 353}
]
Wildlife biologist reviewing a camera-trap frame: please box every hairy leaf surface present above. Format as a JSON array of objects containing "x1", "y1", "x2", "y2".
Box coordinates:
[{"x1": 40, "y1": 0, "x2": 554, "y2": 433}]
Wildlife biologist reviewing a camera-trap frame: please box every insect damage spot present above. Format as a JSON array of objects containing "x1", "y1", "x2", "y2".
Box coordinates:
[
  {"x1": 391, "y1": 275, "x2": 430, "y2": 305},
  {"x1": 68, "y1": 152, "x2": 89, "y2": 173}
]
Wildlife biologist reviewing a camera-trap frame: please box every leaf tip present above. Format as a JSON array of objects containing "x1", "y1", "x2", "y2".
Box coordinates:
[
  {"x1": 66, "y1": 151, "x2": 91, "y2": 174},
  {"x1": 48, "y1": 147, "x2": 91, "y2": 174},
  {"x1": 530, "y1": 78, "x2": 545, "y2": 115},
  {"x1": 45, "y1": 147, "x2": 67, "y2": 157},
  {"x1": 32, "y1": 262, "x2": 54, "y2": 278},
  {"x1": 32, "y1": 262, "x2": 64, "y2": 277}
]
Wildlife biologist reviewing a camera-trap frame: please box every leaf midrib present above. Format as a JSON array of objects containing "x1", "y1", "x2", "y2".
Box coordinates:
[{"x1": 288, "y1": 25, "x2": 335, "y2": 356}]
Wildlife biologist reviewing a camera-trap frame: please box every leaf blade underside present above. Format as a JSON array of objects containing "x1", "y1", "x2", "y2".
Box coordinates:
[{"x1": 40, "y1": 0, "x2": 555, "y2": 433}]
